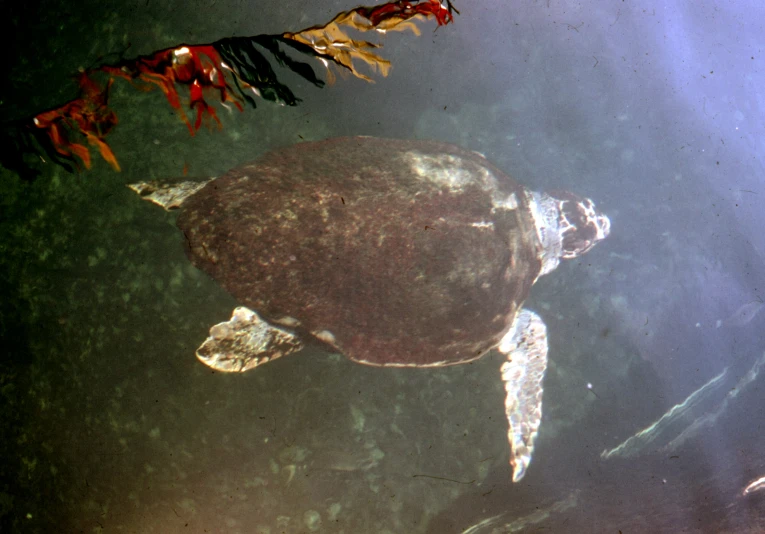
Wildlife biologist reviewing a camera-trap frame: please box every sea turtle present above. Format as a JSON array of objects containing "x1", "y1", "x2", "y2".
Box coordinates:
[{"x1": 129, "y1": 136, "x2": 610, "y2": 482}]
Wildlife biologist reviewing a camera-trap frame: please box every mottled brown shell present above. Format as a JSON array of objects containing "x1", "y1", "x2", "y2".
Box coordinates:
[{"x1": 176, "y1": 137, "x2": 543, "y2": 367}]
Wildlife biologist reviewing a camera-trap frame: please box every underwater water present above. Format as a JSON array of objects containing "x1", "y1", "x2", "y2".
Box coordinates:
[{"x1": 2, "y1": 0, "x2": 765, "y2": 532}]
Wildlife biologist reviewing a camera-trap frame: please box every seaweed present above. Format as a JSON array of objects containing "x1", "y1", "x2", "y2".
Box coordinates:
[{"x1": 1, "y1": 0, "x2": 456, "y2": 179}]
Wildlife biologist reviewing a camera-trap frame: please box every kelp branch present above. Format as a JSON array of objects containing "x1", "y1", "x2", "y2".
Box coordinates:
[{"x1": 2, "y1": 0, "x2": 456, "y2": 180}]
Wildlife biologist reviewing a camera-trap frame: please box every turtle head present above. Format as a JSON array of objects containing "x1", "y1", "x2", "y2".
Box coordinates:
[
  {"x1": 526, "y1": 189, "x2": 611, "y2": 276},
  {"x1": 551, "y1": 190, "x2": 611, "y2": 258}
]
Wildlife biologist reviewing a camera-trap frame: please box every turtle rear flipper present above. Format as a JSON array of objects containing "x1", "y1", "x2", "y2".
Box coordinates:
[
  {"x1": 499, "y1": 308, "x2": 549, "y2": 482},
  {"x1": 128, "y1": 179, "x2": 213, "y2": 211},
  {"x1": 196, "y1": 307, "x2": 303, "y2": 372}
]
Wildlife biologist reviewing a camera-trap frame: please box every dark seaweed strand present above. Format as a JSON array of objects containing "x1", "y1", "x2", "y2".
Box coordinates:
[
  {"x1": 254, "y1": 36, "x2": 326, "y2": 89},
  {"x1": 0, "y1": 121, "x2": 77, "y2": 181},
  {"x1": 214, "y1": 37, "x2": 301, "y2": 107},
  {"x1": 446, "y1": 0, "x2": 460, "y2": 18}
]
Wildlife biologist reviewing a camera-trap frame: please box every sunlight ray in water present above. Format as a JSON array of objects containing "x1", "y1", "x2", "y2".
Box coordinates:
[{"x1": 602, "y1": 351, "x2": 765, "y2": 460}]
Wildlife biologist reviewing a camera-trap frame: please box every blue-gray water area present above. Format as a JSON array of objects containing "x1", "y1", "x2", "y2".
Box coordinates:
[{"x1": 2, "y1": 1, "x2": 765, "y2": 532}]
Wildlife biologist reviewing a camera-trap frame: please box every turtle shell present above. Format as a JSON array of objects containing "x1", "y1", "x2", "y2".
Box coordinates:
[{"x1": 176, "y1": 137, "x2": 543, "y2": 367}]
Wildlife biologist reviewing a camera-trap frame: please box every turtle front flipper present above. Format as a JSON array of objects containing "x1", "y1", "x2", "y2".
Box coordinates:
[
  {"x1": 498, "y1": 308, "x2": 549, "y2": 482},
  {"x1": 196, "y1": 307, "x2": 303, "y2": 373}
]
